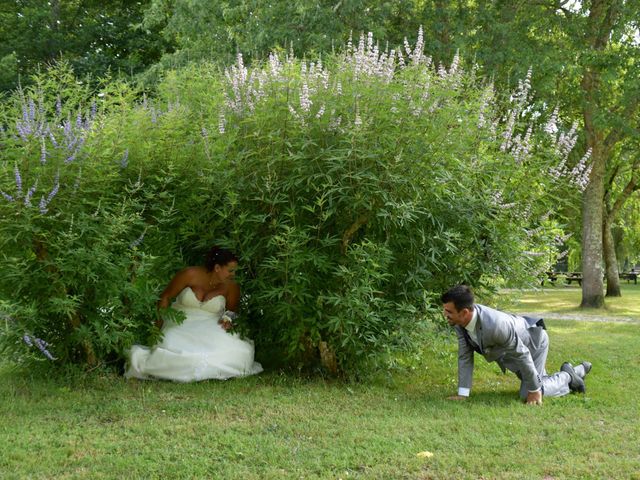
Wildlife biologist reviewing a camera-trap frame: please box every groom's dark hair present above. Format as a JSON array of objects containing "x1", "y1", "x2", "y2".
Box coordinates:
[
  {"x1": 205, "y1": 246, "x2": 238, "y2": 270},
  {"x1": 441, "y1": 284, "x2": 475, "y2": 311}
]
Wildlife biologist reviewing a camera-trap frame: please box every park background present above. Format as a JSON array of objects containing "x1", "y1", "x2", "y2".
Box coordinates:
[{"x1": 1, "y1": 1, "x2": 639, "y2": 478}]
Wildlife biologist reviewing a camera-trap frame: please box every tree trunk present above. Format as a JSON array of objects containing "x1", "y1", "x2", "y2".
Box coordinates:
[
  {"x1": 603, "y1": 171, "x2": 640, "y2": 296},
  {"x1": 580, "y1": 147, "x2": 605, "y2": 308},
  {"x1": 580, "y1": 63, "x2": 606, "y2": 308},
  {"x1": 434, "y1": 0, "x2": 452, "y2": 63},
  {"x1": 578, "y1": 0, "x2": 622, "y2": 308},
  {"x1": 50, "y1": 0, "x2": 60, "y2": 28},
  {"x1": 603, "y1": 215, "x2": 621, "y2": 296},
  {"x1": 47, "y1": 0, "x2": 61, "y2": 61}
]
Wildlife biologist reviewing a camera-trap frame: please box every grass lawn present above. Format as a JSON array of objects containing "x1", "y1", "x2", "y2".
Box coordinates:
[
  {"x1": 0, "y1": 285, "x2": 640, "y2": 480},
  {"x1": 497, "y1": 283, "x2": 640, "y2": 319},
  {"x1": 2, "y1": 293, "x2": 639, "y2": 478}
]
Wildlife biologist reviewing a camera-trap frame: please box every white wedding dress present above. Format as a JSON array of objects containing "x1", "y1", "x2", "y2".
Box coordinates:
[{"x1": 125, "y1": 287, "x2": 263, "y2": 382}]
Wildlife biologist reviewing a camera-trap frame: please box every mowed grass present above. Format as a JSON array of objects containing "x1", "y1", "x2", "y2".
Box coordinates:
[
  {"x1": 2, "y1": 314, "x2": 639, "y2": 479},
  {"x1": 498, "y1": 283, "x2": 640, "y2": 318}
]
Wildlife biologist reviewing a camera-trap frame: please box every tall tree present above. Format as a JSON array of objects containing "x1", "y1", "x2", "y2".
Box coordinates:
[
  {"x1": 577, "y1": 0, "x2": 639, "y2": 306},
  {"x1": 0, "y1": 0, "x2": 166, "y2": 92},
  {"x1": 603, "y1": 152, "x2": 640, "y2": 296},
  {"x1": 440, "y1": 0, "x2": 640, "y2": 307}
]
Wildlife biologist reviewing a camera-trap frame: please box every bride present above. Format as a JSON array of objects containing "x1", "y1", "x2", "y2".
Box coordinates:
[{"x1": 125, "y1": 246, "x2": 263, "y2": 381}]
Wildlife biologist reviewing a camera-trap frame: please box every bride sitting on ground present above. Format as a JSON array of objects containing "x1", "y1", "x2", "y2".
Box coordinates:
[{"x1": 125, "y1": 246, "x2": 263, "y2": 382}]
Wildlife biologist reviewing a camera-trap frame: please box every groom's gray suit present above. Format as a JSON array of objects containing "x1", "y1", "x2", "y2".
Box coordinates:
[{"x1": 455, "y1": 304, "x2": 570, "y2": 399}]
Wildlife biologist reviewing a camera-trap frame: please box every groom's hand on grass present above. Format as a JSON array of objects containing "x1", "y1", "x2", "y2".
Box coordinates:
[{"x1": 525, "y1": 390, "x2": 543, "y2": 405}]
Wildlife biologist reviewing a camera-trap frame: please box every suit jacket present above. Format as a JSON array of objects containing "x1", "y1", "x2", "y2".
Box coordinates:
[{"x1": 455, "y1": 304, "x2": 545, "y2": 393}]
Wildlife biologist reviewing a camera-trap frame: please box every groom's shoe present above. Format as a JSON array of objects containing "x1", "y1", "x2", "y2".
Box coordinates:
[
  {"x1": 561, "y1": 362, "x2": 586, "y2": 393},
  {"x1": 581, "y1": 361, "x2": 592, "y2": 376}
]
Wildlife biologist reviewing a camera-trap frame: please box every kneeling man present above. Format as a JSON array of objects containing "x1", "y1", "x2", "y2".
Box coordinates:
[{"x1": 442, "y1": 285, "x2": 591, "y2": 405}]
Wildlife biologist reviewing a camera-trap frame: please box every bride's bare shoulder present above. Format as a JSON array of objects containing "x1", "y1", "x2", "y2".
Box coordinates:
[
  {"x1": 164, "y1": 267, "x2": 209, "y2": 292},
  {"x1": 176, "y1": 266, "x2": 208, "y2": 280}
]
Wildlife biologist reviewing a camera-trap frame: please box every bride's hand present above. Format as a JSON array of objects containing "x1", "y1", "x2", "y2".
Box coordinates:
[
  {"x1": 219, "y1": 311, "x2": 237, "y2": 331},
  {"x1": 219, "y1": 318, "x2": 233, "y2": 331},
  {"x1": 154, "y1": 312, "x2": 163, "y2": 329}
]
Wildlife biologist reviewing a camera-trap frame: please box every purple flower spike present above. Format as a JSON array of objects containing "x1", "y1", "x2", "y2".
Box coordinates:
[
  {"x1": 28, "y1": 98, "x2": 36, "y2": 122},
  {"x1": 46, "y1": 174, "x2": 60, "y2": 204},
  {"x1": 14, "y1": 165, "x2": 23, "y2": 197},
  {"x1": 39, "y1": 196, "x2": 48, "y2": 214},
  {"x1": 120, "y1": 149, "x2": 129, "y2": 169},
  {"x1": 34, "y1": 337, "x2": 56, "y2": 361},
  {"x1": 23, "y1": 334, "x2": 33, "y2": 347},
  {"x1": 63, "y1": 119, "x2": 72, "y2": 141},
  {"x1": 24, "y1": 180, "x2": 38, "y2": 207},
  {"x1": 42, "y1": 350, "x2": 56, "y2": 361},
  {"x1": 38, "y1": 172, "x2": 59, "y2": 214},
  {"x1": 218, "y1": 112, "x2": 226, "y2": 134},
  {"x1": 41, "y1": 140, "x2": 47, "y2": 164},
  {"x1": 129, "y1": 231, "x2": 145, "y2": 249},
  {"x1": 73, "y1": 167, "x2": 82, "y2": 192},
  {"x1": 49, "y1": 131, "x2": 58, "y2": 148},
  {"x1": 16, "y1": 122, "x2": 30, "y2": 142},
  {"x1": 1, "y1": 190, "x2": 14, "y2": 202}
]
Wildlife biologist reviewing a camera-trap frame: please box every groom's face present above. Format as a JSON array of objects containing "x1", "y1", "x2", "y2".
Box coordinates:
[{"x1": 442, "y1": 302, "x2": 472, "y2": 327}]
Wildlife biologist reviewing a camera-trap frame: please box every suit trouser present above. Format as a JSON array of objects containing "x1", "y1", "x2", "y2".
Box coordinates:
[{"x1": 518, "y1": 329, "x2": 571, "y2": 399}]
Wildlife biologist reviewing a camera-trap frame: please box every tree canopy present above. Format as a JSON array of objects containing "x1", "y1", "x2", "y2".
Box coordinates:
[{"x1": 0, "y1": 0, "x2": 166, "y2": 92}]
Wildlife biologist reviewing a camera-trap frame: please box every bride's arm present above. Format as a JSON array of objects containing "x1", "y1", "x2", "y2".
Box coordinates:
[
  {"x1": 155, "y1": 268, "x2": 195, "y2": 328},
  {"x1": 158, "y1": 268, "x2": 196, "y2": 308},
  {"x1": 225, "y1": 282, "x2": 240, "y2": 311},
  {"x1": 219, "y1": 282, "x2": 240, "y2": 331}
]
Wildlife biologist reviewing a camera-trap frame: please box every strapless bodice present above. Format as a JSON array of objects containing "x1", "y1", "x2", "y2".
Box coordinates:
[{"x1": 174, "y1": 287, "x2": 225, "y2": 315}]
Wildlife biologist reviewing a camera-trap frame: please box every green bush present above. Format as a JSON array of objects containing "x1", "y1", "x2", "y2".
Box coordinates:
[{"x1": 0, "y1": 33, "x2": 581, "y2": 374}]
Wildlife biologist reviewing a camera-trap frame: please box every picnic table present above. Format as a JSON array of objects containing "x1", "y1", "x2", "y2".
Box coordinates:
[
  {"x1": 620, "y1": 271, "x2": 638, "y2": 284},
  {"x1": 565, "y1": 271, "x2": 582, "y2": 286},
  {"x1": 541, "y1": 271, "x2": 559, "y2": 286}
]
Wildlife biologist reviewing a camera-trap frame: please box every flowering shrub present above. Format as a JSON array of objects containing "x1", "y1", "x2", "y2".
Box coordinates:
[
  {"x1": 0, "y1": 32, "x2": 584, "y2": 373},
  {"x1": 0, "y1": 68, "x2": 186, "y2": 366}
]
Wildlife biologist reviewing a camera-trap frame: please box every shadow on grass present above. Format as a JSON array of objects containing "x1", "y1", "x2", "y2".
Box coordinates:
[{"x1": 463, "y1": 389, "x2": 522, "y2": 405}]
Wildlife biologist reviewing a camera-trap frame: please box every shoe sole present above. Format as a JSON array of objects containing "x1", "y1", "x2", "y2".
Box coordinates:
[{"x1": 561, "y1": 362, "x2": 586, "y2": 393}]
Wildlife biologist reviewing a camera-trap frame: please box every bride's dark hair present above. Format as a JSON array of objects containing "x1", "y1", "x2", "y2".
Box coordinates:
[{"x1": 204, "y1": 246, "x2": 238, "y2": 271}]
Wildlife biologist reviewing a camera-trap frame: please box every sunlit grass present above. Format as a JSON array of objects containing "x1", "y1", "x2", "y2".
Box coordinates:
[{"x1": 498, "y1": 283, "x2": 640, "y2": 318}]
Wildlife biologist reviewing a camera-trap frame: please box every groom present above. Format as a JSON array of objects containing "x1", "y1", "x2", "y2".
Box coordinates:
[{"x1": 441, "y1": 285, "x2": 591, "y2": 405}]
